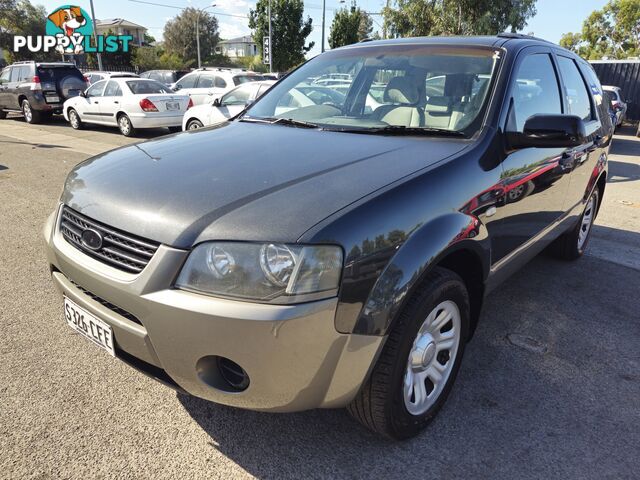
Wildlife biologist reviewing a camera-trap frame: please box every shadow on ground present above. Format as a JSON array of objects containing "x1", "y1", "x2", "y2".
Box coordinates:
[{"x1": 178, "y1": 252, "x2": 640, "y2": 479}]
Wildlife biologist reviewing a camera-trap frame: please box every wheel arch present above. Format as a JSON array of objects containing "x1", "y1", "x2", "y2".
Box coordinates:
[{"x1": 351, "y1": 213, "x2": 490, "y2": 338}]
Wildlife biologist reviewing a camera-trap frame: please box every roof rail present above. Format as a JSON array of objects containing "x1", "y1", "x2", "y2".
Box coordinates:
[{"x1": 497, "y1": 32, "x2": 553, "y2": 44}]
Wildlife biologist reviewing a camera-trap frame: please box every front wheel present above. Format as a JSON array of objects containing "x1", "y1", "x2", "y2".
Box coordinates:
[
  {"x1": 549, "y1": 188, "x2": 599, "y2": 260},
  {"x1": 68, "y1": 108, "x2": 83, "y2": 130},
  {"x1": 348, "y1": 267, "x2": 470, "y2": 439},
  {"x1": 0, "y1": 110, "x2": 7, "y2": 119},
  {"x1": 117, "y1": 114, "x2": 135, "y2": 137}
]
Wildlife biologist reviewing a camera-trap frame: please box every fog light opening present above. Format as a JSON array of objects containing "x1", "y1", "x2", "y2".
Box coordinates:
[
  {"x1": 196, "y1": 355, "x2": 250, "y2": 393},
  {"x1": 217, "y1": 357, "x2": 250, "y2": 392}
]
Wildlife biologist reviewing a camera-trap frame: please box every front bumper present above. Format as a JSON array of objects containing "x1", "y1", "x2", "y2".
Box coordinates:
[{"x1": 44, "y1": 205, "x2": 383, "y2": 411}]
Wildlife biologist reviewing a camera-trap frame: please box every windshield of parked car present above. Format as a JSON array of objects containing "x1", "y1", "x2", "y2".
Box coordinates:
[
  {"x1": 243, "y1": 44, "x2": 499, "y2": 136},
  {"x1": 125, "y1": 80, "x2": 172, "y2": 95}
]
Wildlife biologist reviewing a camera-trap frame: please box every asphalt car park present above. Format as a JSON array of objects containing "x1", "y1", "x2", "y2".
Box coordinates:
[{"x1": 0, "y1": 115, "x2": 639, "y2": 478}]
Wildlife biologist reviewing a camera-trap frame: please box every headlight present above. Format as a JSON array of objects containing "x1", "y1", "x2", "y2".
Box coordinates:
[{"x1": 175, "y1": 242, "x2": 343, "y2": 303}]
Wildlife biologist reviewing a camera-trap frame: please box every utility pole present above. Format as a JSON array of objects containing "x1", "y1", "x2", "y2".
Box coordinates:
[
  {"x1": 88, "y1": 0, "x2": 103, "y2": 70},
  {"x1": 268, "y1": 0, "x2": 272, "y2": 73},
  {"x1": 196, "y1": 3, "x2": 217, "y2": 69},
  {"x1": 321, "y1": 0, "x2": 326, "y2": 52}
]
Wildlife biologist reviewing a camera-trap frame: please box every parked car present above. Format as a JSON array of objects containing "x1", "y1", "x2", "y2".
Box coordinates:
[
  {"x1": 182, "y1": 80, "x2": 275, "y2": 130},
  {"x1": 85, "y1": 71, "x2": 139, "y2": 84},
  {"x1": 45, "y1": 34, "x2": 611, "y2": 439},
  {"x1": 62, "y1": 78, "x2": 192, "y2": 136},
  {"x1": 171, "y1": 68, "x2": 265, "y2": 106},
  {"x1": 0, "y1": 61, "x2": 87, "y2": 123},
  {"x1": 602, "y1": 85, "x2": 627, "y2": 127},
  {"x1": 139, "y1": 69, "x2": 189, "y2": 88}
]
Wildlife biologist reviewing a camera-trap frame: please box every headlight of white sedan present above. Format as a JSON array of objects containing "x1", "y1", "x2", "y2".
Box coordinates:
[{"x1": 175, "y1": 242, "x2": 343, "y2": 303}]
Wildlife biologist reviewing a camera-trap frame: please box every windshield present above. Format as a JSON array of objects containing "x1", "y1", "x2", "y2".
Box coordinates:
[
  {"x1": 244, "y1": 44, "x2": 499, "y2": 135},
  {"x1": 126, "y1": 80, "x2": 172, "y2": 94}
]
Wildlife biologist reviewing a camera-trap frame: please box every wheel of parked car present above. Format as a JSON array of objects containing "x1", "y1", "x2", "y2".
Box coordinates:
[
  {"x1": 68, "y1": 108, "x2": 83, "y2": 130},
  {"x1": 21, "y1": 99, "x2": 41, "y2": 124},
  {"x1": 549, "y1": 187, "x2": 600, "y2": 260},
  {"x1": 0, "y1": 110, "x2": 6, "y2": 119},
  {"x1": 187, "y1": 119, "x2": 204, "y2": 130},
  {"x1": 117, "y1": 114, "x2": 135, "y2": 137},
  {"x1": 348, "y1": 267, "x2": 469, "y2": 439}
]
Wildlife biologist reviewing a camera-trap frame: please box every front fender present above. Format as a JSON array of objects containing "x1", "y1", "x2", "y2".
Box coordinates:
[{"x1": 351, "y1": 213, "x2": 490, "y2": 336}]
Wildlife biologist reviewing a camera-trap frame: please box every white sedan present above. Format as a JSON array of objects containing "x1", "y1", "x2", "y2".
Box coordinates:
[
  {"x1": 182, "y1": 80, "x2": 275, "y2": 130},
  {"x1": 63, "y1": 78, "x2": 192, "y2": 136}
]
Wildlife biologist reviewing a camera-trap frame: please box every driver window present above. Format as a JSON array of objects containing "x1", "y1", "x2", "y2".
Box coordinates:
[
  {"x1": 510, "y1": 54, "x2": 562, "y2": 132},
  {"x1": 0, "y1": 68, "x2": 10, "y2": 83},
  {"x1": 87, "y1": 81, "x2": 106, "y2": 97}
]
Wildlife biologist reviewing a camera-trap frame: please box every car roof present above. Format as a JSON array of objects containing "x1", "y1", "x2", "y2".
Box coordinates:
[{"x1": 336, "y1": 34, "x2": 574, "y2": 56}]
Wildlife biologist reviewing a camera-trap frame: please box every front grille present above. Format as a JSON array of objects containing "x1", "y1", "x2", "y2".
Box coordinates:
[
  {"x1": 69, "y1": 278, "x2": 143, "y2": 326},
  {"x1": 60, "y1": 206, "x2": 160, "y2": 274}
]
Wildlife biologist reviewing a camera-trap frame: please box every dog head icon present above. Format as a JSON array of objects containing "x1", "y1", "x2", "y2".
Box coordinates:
[{"x1": 48, "y1": 6, "x2": 87, "y2": 36}]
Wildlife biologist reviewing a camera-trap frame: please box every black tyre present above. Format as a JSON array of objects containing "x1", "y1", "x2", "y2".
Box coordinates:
[
  {"x1": 348, "y1": 267, "x2": 470, "y2": 440},
  {"x1": 187, "y1": 119, "x2": 204, "y2": 130},
  {"x1": 548, "y1": 188, "x2": 599, "y2": 260},
  {"x1": 168, "y1": 126, "x2": 181, "y2": 133},
  {"x1": 117, "y1": 114, "x2": 135, "y2": 137},
  {"x1": 22, "y1": 99, "x2": 42, "y2": 124},
  {"x1": 68, "y1": 108, "x2": 83, "y2": 130},
  {"x1": 0, "y1": 110, "x2": 7, "y2": 119}
]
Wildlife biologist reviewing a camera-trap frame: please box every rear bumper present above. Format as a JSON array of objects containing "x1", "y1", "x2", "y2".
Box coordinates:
[
  {"x1": 44, "y1": 205, "x2": 383, "y2": 411},
  {"x1": 128, "y1": 112, "x2": 183, "y2": 129}
]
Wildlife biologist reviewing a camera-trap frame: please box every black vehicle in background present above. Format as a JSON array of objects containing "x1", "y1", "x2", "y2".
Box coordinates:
[
  {"x1": 139, "y1": 69, "x2": 189, "y2": 88},
  {"x1": 0, "y1": 61, "x2": 87, "y2": 123}
]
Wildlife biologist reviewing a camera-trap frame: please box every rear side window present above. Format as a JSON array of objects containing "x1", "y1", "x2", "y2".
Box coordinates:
[
  {"x1": 215, "y1": 76, "x2": 227, "y2": 88},
  {"x1": 37, "y1": 66, "x2": 83, "y2": 82},
  {"x1": 557, "y1": 56, "x2": 592, "y2": 122},
  {"x1": 197, "y1": 74, "x2": 216, "y2": 88},
  {"x1": 511, "y1": 54, "x2": 562, "y2": 132},
  {"x1": 104, "y1": 81, "x2": 123, "y2": 97},
  {"x1": 10, "y1": 66, "x2": 30, "y2": 82},
  {"x1": 233, "y1": 75, "x2": 262, "y2": 86},
  {"x1": 176, "y1": 74, "x2": 196, "y2": 89}
]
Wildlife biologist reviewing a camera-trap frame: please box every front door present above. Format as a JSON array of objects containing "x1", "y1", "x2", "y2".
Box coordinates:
[
  {"x1": 491, "y1": 49, "x2": 574, "y2": 263},
  {"x1": 0, "y1": 67, "x2": 12, "y2": 109},
  {"x1": 80, "y1": 80, "x2": 107, "y2": 123}
]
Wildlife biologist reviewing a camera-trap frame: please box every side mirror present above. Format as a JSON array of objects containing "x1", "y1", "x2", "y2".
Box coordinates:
[
  {"x1": 507, "y1": 114, "x2": 586, "y2": 149},
  {"x1": 80, "y1": 90, "x2": 86, "y2": 98},
  {"x1": 212, "y1": 97, "x2": 221, "y2": 107}
]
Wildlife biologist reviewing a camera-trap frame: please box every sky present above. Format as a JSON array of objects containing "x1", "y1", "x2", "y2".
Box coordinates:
[{"x1": 33, "y1": 0, "x2": 609, "y2": 57}]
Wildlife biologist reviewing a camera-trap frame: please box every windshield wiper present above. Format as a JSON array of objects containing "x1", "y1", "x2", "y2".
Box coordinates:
[
  {"x1": 336, "y1": 125, "x2": 467, "y2": 137},
  {"x1": 240, "y1": 116, "x2": 320, "y2": 129}
]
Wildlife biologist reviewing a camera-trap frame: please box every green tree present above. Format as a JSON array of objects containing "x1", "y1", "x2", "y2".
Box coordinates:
[
  {"x1": 0, "y1": 0, "x2": 55, "y2": 62},
  {"x1": 249, "y1": 0, "x2": 314, "y2": 72},
  {"x1": 329, "y1": 4, "x2": 373, "y2": 48},
  {"x1": 382, "y1": 0, "x2": 536, "y2": 38},
  {"x1": 560, "y1": 0, "x2": 640, "y2": 59},
  {"x1": 164, "y1": 7, "x2": 220, "y2": 67}
]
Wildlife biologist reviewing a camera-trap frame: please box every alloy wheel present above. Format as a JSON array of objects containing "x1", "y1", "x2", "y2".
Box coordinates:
[
  {"x1": 119, "y1": 116, "x2": 131, "y2": 135},
  {"x1": 403, "y1": 300, "x2": 461, "y2": 416},
  {"x1": 69, "y1": 110, "x2": 80, "y2": 128},
  {"x1": 578, "y1": 193, "x2": 596, "y2": 250},
  {"x1": 22, "y1": 102, "x2": 32, "y2": 122}
]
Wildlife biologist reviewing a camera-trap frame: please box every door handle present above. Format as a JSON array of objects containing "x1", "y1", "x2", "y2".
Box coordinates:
[
  {"x1": 588, "y1": 135, "x2": 603, "y2": 152},
  {"x1": 113, "y1": 101, "x2": 119, "y2": 104},
  {"x1": 93, "y1": 101, "x2": 99, "y2": 104}
]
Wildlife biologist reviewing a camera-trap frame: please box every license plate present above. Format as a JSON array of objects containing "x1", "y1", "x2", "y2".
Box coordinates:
[
  {"x1": 46, "y1": 95, "x2": 60, "y2": 103},
  {"x1": 166, "y1": 101, "x2": 180, "y2": 111},
  {"x1": 64, "y1": 297, "x2": 115, "y2": 357}
]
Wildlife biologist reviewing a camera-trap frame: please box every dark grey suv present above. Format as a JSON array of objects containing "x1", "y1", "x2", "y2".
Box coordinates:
[
  {"x1": 45, "y1": 35, "x2": 612, "y2": 439},
  {"x1": 0, "y1": 61, "x2": 87, "y2": 123}
]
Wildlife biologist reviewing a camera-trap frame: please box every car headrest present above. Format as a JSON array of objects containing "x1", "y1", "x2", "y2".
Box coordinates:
[
  {"x1": 425, "y1": 97, "x2": 452, "y2": 113},
  {"x1": 384, "y1": 77, "x2": 419, "y2": 105}
]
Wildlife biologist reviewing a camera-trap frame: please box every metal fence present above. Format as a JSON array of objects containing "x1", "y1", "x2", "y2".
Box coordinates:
[{"x1": 591, "y1": 60, "x2": 640, "y2": 121}]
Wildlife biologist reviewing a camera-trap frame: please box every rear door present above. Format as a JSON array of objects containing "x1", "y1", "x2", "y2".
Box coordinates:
[
  {"x1": 7, "y1": 66, "x2": 28, "y2": 109},
  {"x1": 100, "y1": 80, "x2": 124, "y2": 124},
  {"x1": 492, "y1": 48, "x2": 573, "y2": 262},
  {"x1": 555, "y1": 55, "x2": 606, "y2": 220},
  {"x1": 191, "y1": 73, "x2": 227, "y2": 105}
]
